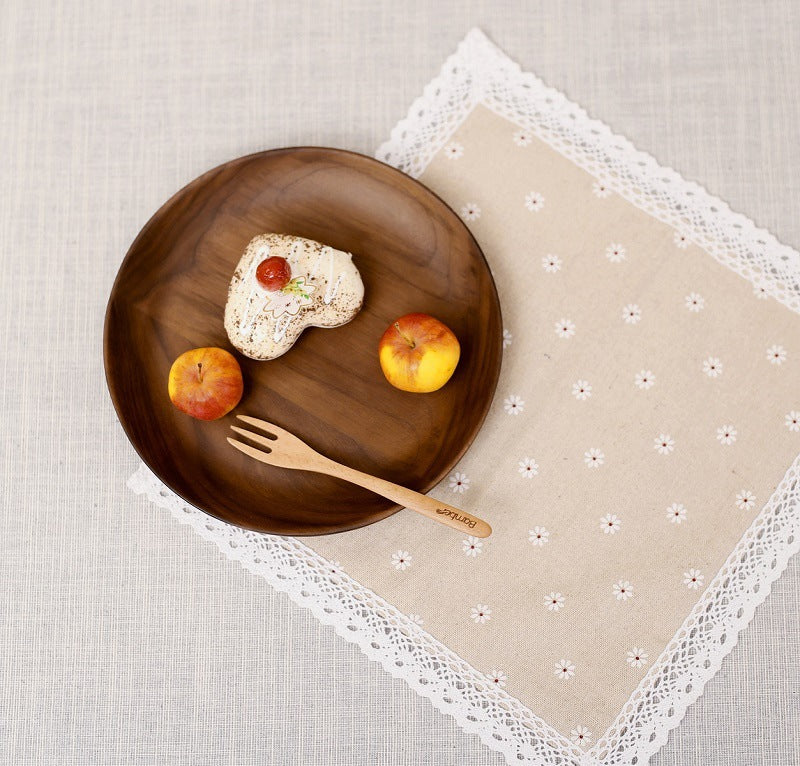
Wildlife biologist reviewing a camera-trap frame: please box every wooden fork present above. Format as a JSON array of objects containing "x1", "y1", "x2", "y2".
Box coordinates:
[{"x1": 227, "y1": 415, "x2": 492, "y2": 537}]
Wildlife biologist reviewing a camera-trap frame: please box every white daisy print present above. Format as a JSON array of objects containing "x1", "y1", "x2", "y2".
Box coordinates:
[
  {"x1": 524, "y1": 191, "x2": 545, "y2": 212},
  {"x1": 654, "y1": 434, "x2": 675, "y2": 455},
  {"x1": 570, "y1": 726, "x2": 592, "y2": 747},
  {"x1": 626, "y1": 648, "x2": 649, "y2": 668},
  {"x1": 407, "y1": 614, "x2": 424, "y2": 626},
  {"x1": 673, "y1": 230, "x2": 691, "y2": 249},
  {"x1": 622, "y1": 303, "x2": 642, "y2": 324},
  {"x1": 487, "y1": 669, "x2": 507, "y2": 687},
  {"x1": 470, "y1": 604, "x2": 492, "y2": 624},
  {"x1": 592, "y1": 180, "x2": 611, "y2": 198},
  {"x1": 703, "y1": 357, "x2": 722, "y2": 377},
  {"x1": 767, "y1": 344, "x2": 787, "y2": 365},
  {"x1": 584, "y1": 448, "x2": 605, "y2": 467},
  {"x1": 518, "y1": 457, "x2": 539, "y2": 478},
  {"x1": 685, "y1": 292, "x2": 705, "y2": 312},
  {"x1": 555, "y1": 659, "x2": 575, "y2": 680},
  {"x1": 462, "y1": 536, "x2": 483, "y2": 557},
  {"x1": 683, "y1": 569, "x2": 704, "y2": 590},
  {"x1": 667, "y1": 503, "x2": 687, "y2": 524},
  {"x1": 460, "y1": 202, "x2": 481, "y2": 221},
  {"x1": 735, "y1": 490, "x2": 756, "y2": 510},
  {"x1": 503, "y1": 328, "x2": 513, "y2": 348},
  {"x1": 512, "y1": 129, "x2": 532, "y2": 147},
  {"x1": 600, "y1": 513, "x2": 622, "y2": 534},
  {"x1": 443, "y1": 142, "x2": 464, "y2": 160},
  {"x1": 613, "y1": 580, "x2": 634, "y2": 601},
  {"x1": 545, "y1": 592, "x2": 565, "y2": 611},
  {"x1": 572, "y1": 380, "x2": 592, "y2": 400},
  {"x1": 606, "y1": 243, "x2": 626, "y2": 262},
  {"x1": 449, "y1": 471, "x2": 470, "y2": 493},
  {"x1": 542, "y1": 254, "x2": 562, "y2": 272},
  {"x1": 555, "y1": 318, "x2": 576, "y2": 338},
  {"x1": 753, "y1": 282, "x2": 769, "y2": 300},
  {"x1": 785, "y1": 411, "x2": 800, "y2": 432},
  {"x1": 634, "y1": 370, "x2": 655, "y2": 389},
  {"x1": 716, "y1": 425, "x2": 737, "y2": 445},
  {"x1": 504, "y1": 395, "x2": 525, "y2": 415},
  {"x1": 529, "y1": 526, "x2": 550, "y2": 546},
  {"x1": 391, "y1": 551, "x2": 412, "y2": 570}
]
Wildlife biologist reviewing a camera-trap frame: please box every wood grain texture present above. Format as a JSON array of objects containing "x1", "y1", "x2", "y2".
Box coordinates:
[
  {"x1": 104, "y1": 147, "x2": 502, "y2": 535},
  {"x1": 228, "y1": 415, "x2": 492, "y2": 537}
]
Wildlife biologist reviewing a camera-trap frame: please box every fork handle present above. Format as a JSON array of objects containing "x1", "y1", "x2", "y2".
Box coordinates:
[{"x1": 316, "y1": 459, "x2": 492, "y2": 538}]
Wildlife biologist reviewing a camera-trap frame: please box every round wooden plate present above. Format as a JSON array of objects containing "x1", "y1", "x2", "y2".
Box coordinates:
[{"x1": 104, "y1": 147, "x2": 502, "y2": 535}]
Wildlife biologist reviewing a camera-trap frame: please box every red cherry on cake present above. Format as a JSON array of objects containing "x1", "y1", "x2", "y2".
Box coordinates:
[{"x1": 256, "y1": 256, "x2": 292, "y2": 291}]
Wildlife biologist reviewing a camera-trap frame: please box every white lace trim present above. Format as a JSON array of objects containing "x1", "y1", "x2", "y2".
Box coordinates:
[
  {"x1": 129, "y1": 28, "x2": 800, "y2": 766},
  {"x1": 377, "y1": 29, "x2": 800, "y2": 315},
  {"x1": 129, "y1": 464, "x2": 588, "y2": 766}
]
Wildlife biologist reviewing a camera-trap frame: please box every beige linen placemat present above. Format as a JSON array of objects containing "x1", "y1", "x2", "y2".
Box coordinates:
[{"x1": 131, "y1": 30, "x2": 800, "y2": 766}]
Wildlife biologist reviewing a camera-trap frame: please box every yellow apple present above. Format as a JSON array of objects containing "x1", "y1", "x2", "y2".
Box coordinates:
[{"x1": 378, "y1": 313, "x2": 460, "y2": 393}]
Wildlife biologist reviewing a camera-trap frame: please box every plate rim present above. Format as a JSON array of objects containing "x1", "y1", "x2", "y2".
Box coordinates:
[{"x1": 104, "y1": 146, "x2": 503, "y2": 535}]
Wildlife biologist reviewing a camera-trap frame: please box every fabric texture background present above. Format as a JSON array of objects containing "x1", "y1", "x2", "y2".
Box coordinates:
[{"x1": 1, "y1": 2, "x2": 798, "y2": 764}]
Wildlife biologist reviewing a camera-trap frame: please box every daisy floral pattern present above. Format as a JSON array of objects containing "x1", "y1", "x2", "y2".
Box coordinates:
[
  {"x1": 460, "y1": 202, "x2": 481, "y2": 221},
  {"x1": 529, "y1": 527, "x2": 550, "y2": 546},
  {"x1": 545, "y1": 592, "x2": 565, "y2": 611},
  {"x1": 753, "y1": 282, "x2": 769, "y2": 300},
  {"x1": 572, "y1": 380, "x2": 592, "y2": 400},
  {"x1": 654, "y1": 434, "x2": 675, "y2": 455},
  {"x1": 767, "y1": 344, "x2": 787, "y2": 365},
  {"x1": 635, "y1": 370, "x2": 655, "y2": 389},
  {"x1": 502, "y1": 328, "x2": 513, "y2": 348},
  {"x1": 673, "y1": 230, "x2": 690, "y2": 249},
  {"x1": 622, "y1": 303, "x2": 641, "y2": 324},
  {"x1": 512, "y1": 129, "x2": 532, "y2": 147},
  {"x1": 613, "y1": 580, "x2": 634, "y2": 601},
  {"x1": 541, "y1": 254, "x2": 562, "y2": 272},
  {"x1": 504, "y1": 395, "x2": 525, "y2": 415},
  {"x1": 626, "y1": 648, "x2": 649, "y2": 668},
  {"x1": 735, "y1": 490, "x2": 756, "y2": 510},
  {"x1": 702, "y1": 357, "x2": 722, "y2": 377},
  {"x1": 443, "y1": 142, "x2": 464, "y2": 160},
  {"x1": 667, "y1": 503, "x2": 687, "y2": 524},
  {"x1": 605, "y1": 243, "x2": 626, "y2": 262},
  {"x1": 785, "y1": 411, "x2": 800, "y2": 432},
  {"x1": 470, "y1": 605, "x2": 492, "y2": 624},
  {"x1": 462, "y1": 536, "x2": 483, "y2": 557},
  {"x1": 584, "y1": 448, "x2": 605, "y2": 467},
  {"x1": 570, "y1": 726, "x2": 592, "y2": 747},
  {"x1": 555, "y1": 318, "x2": 575, "y2": 338},
  {"x1": 600, "y1": 513, "x2": 622, "y2": 534},
  {"x1": 518, "y1": 457, "x2": 539, "y2": 478},
  {"x1": 391, "y1": 551, "x2": 412, "y2": 570},
  {"x1": 524, "y1": 191, "x2": 545, "y2": 212},
  {"x1": 684, "y1": 569, "x2": 705, "y2": 589},
  {"x1": 449, "y1": 471, "x2": 470, "y2": 493},
  {"x1": 685, "y1": 292, "x2": 705, "y2": 311},
  {"x1": 716, "y1": 425, "x2": 737, "y2": 445},
  {"x1": 555, "y1": 660, "x2": 575, "y2": 680},
  {"x1": 487, "y1": 669, "x2": 507, "y2": 687},
  {"x1": 592, "y1": 179, "x2": 611, "y2": 198}
]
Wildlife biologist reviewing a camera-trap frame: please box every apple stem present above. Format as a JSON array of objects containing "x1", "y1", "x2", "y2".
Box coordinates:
[
  {"x1": 197, "y1": 362, "x2": 204, "y2": 383},
  {"x1": 394, "y1": 321, "x2": 416, "y2": 349}
]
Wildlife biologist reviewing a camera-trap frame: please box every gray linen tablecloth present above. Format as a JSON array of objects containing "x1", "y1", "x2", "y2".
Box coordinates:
[{"x1": 1, "y1": 1, "x2": 798, "y2": 763}]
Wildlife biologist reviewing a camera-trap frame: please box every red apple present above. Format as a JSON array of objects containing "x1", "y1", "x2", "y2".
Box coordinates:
[
  {"x1": 168, "y1": 347, "x2": 243, "y2": 420},
  {"x1": 378, "y1": 313, "x2": 460, "y2": 393}
]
